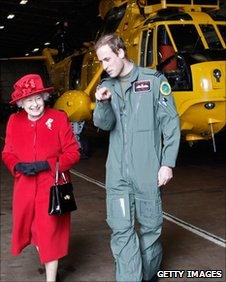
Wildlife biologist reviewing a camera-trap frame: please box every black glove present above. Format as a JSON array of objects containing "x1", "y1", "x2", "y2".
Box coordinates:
[
  {"x1": 32, "y1": 161, "x2": 50, "y2": 173},
  {"x1": 15, "y1": 161, "x2": 50, "y2": 176},
  {"x1": 15, "y1": 162, "x2": 36, "y2": 175}
]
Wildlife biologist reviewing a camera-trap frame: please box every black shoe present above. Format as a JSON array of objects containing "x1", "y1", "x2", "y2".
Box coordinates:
[{"x1": 56, "y1": 272, "x2": 61, "y2": 282}]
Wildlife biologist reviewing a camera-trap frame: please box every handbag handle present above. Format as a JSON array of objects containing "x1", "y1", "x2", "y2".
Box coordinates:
[{"x1": 55, "y1": 159, "x2": 67, "y2": 185}]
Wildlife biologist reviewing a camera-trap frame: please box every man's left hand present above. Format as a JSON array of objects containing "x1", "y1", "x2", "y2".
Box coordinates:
[{"x1": 158, "y1": 166, "x2": 173, "y2": 187}]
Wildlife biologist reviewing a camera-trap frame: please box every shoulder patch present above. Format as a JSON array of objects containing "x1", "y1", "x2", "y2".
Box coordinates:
[
  {"x1": 153, "y1": 71, "x2": 162, "y2": 78},
  {"x1": 160, "y1": 81, "x2": 171, "y2": 96}
]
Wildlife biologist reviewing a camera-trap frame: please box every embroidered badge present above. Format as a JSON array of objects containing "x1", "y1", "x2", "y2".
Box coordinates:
[
  {"x1": 160, "y1": 81, "x2": 171, "y2": 96},
  {"x1": 134, "y1": 80, "x2": 151, "y2": 93},
  {"x1": 45, "y1": 118, "x2": 54, "y2": 130}
]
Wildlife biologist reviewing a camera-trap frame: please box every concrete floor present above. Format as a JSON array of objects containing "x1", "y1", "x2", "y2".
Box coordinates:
[{"x1": 0, "y1": 123, "x2": 225, "y2": 282}]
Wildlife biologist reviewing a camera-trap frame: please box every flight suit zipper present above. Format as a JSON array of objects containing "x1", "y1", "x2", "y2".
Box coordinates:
[{"x1": 119, "y1": 82, "x2": 130, "y2": 181}]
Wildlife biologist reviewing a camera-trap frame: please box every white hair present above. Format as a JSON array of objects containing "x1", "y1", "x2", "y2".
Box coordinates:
[{"x1": 16, "y1": 92, "x2": 50, "y2": 108}]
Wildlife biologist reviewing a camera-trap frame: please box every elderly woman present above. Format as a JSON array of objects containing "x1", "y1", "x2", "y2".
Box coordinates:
[{"x1": 2, "y1": 74, "x2": 80, "y2": 282}]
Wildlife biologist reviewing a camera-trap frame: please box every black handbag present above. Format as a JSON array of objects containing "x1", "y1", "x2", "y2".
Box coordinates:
[{"x1": 48, "y1": 161, "x2": 77, "y2": 215}]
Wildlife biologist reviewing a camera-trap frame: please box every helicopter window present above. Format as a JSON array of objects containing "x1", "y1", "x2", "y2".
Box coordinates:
[
  {"x1": 157, "y1": 25, "x2": 177, "y2": 72},
  {"x1": 140, "y1": 31, "x2": 148, "y2": 67},
  {"x1": 210, "y1": 14, "x2": 226, "y2": 21},
  {"x1": 193, "y1": 0, "x2": 218, "y2": 4},
  {"x1": 146, "y1": 31, "x2": 153, "y2": 66},
  {"x1": 167, "y1": 0, "x2": 190, "y2": 4},
  {"x1": 168, "y1": 24, "x2": 205, "y2": 52},
  {"x1": 140, "y1": 30, "x2": 153, "y2": 67},
  {"x1": 200, "y1": 25, "x2": 223, "y2": 49},
  {"x1": 147, "y1": 0, "x2": 161, "y2": 4},
  {"x1": 217, "y1": 25, "x2": 226, "y2": 45},
  {"x1": 144, "y1": 11, "x2": 192, "y2": 25},
  {"x1": 69, "y1": 55, "x2": 84, "y2": 90},
  {"x1": 97, "y1": 4, "x2": 127, "y2": 37},
  {"x1": 157, "y1": 25, "x2": 192, "y2": 91}
]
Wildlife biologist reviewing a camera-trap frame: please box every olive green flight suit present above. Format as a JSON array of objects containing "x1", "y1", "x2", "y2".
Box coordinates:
[{"x1": 93, "y1": 65, "x2": 180, "y2": 282}]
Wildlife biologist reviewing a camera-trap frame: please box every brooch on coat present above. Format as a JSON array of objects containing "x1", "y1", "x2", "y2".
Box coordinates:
[{"x1": 45, "y1": 118, "x2": 54, "y2": 130}]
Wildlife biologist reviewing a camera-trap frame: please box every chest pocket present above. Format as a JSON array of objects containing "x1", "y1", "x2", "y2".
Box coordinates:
[{"x1": 133, "y1": 91, "x2": 154, "y2": 132}]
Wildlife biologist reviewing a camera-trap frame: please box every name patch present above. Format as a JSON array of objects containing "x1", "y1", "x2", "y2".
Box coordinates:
[{"x1": 134, "y1": 80, "x2": 151, "y2": 93}]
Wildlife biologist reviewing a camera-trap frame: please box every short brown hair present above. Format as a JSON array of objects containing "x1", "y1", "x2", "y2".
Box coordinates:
[{"x1": 94, "y1": 33, "x2": 127, "y2": 56}]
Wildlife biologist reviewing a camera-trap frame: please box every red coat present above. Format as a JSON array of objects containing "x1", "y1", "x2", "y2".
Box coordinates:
[{"x1": 2, "y1": 108, "x2": 80, "y2": 263}]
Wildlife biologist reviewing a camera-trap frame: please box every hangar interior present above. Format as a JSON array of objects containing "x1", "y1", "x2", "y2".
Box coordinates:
[{"x1": 0, "y1": 0, "x2": 226, "y2": 281}]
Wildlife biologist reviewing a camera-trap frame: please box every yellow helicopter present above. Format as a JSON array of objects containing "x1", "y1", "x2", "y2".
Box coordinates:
[{"x1": 5, "y1": 0, "x2": 226, "y2": 151}]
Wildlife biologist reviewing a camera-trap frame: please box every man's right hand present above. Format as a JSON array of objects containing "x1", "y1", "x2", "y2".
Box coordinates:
[{"x1": 95, "y1": 87, "x2": 112, "y2": 101}]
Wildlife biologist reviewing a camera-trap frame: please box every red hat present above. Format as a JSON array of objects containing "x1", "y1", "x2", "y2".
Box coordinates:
[{"x1": 10, "y1": 74, "x2": 54, "y2": 104}]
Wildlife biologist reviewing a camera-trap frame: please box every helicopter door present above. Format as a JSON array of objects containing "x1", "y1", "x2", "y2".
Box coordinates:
[
  {"x1": 140, "y1": 29, "x2": 154, "y2": 67},
  {"x1": 157, "y1": 25, "x2": 192, "y2": 91}
]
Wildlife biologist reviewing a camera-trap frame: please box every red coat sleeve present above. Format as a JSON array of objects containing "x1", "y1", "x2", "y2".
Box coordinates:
[
  {"x1": 2, "y1": 114, "x2": 20, "y2": 177},
  {"x1": 47, "y1": 112, "x2": 80, "y2": 173}
]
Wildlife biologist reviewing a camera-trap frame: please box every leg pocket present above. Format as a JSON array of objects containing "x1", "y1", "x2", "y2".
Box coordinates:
[
  {"x1": 135, "y1": 194, "x2": 163, "y2": 229},
  {"x1": 106, "y1": 192, "x2": 132, "y2": 230}
]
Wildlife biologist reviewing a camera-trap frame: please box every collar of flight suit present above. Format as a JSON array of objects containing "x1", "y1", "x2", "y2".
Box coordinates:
[{"x1": 111, "y1": 64, "x2": 139, "y2": 99}]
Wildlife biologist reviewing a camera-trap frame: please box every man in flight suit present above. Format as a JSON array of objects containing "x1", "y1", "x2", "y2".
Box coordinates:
[{"x1": 93, "y1": 33, "x2": 180, "y2": 282}]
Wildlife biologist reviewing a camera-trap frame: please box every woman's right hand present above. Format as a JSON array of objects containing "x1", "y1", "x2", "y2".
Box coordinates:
[{"x1": 15, "y1": 162, "x2": 36, "y2": 175}]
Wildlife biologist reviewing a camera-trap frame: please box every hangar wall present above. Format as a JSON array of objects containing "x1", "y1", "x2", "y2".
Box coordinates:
[{"x1": 0, "y1": 61, "x2": 45, "y2": 103}]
